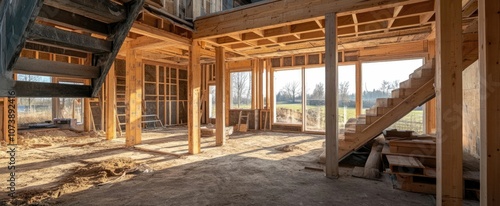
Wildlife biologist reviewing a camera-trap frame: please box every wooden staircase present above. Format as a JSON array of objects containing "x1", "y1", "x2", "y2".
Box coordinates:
[
  {"x1": 0, "y1": 0, "x2": 144, "y2": 97},
  {"x1": 338, "y1": 60, "x2": 436, "y2": 160}
]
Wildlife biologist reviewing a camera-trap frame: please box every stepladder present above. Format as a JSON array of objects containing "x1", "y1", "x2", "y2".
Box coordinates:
[{"x1": 238, "y1": 110, "x2": 250, "y2": 132}]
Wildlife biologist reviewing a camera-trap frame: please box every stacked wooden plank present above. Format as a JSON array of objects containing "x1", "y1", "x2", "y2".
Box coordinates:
[
  {"x1": 382, "y1": 133, "x2": 437, "y2": 194},
  {"x1": 382, "y1": 133, "x2": 480, "y2": 198}
]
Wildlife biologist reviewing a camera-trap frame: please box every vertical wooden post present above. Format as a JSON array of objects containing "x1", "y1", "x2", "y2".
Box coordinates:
[
  {"x1": 188, "y1": 40, "x2": 202, "y2": 154},
  {"x1": 302, "y1": 67, "x2": 306, "y2": 132},
  {"x1": 266, "y1": 60, "x2": 271, "y2": 109},
  {"x1": 425, "y1": 40, "x2": 437, "y2": 134},
  {"x1": 355, "y1": 61, "x2": 362, "y2": 117},
  {"x1": 479, "y1": 0, "x2": 500, "y2": 205},
  {"x1": 325, "y1": 12, "x2": 339, "y2": 178},
  {"x1": 268, "y1": 59, "x2": 274, "y2": 126},
  {"x1": 215, "y1": 46, "x2": 226, "y2": 146},
  {"x1": 425, "y1": 98, "x2": 436, "y2": 134},
  {"x1": 106, "y1": 63, "x2": 117, "y2": 140},
  {"x1": 435, "y1": 0, "x2": 463, "y2": 205},
  {"x1": 125, "y1": 45, "x2": 143, "y2": 146},
  {"x1": 225, "y1": 62, "x2": 230, "y2": 127},
  {"x1": 83, "y1": 54, "x2": 92, "y2": 132},
  {"x1": 258, "y1": 59, "x2": 264, "y2": 110}
]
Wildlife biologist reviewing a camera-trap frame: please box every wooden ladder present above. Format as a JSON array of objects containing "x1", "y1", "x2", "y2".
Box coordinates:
[{"x1": 238, "y1": 110, "x2": 250, "y2": 132}]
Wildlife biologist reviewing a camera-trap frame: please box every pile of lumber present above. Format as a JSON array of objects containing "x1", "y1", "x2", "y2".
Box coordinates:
[
  {"x1": 382, "y1": 130, "x2": 479, "y2": 198},
  {"x1": 382, "y1": 131, "x2": 438, "y2": 194}
]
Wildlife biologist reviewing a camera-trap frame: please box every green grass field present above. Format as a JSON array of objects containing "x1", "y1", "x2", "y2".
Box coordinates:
[{"x1": 276, "y1": 103, "x2": 424, "y2": 133}]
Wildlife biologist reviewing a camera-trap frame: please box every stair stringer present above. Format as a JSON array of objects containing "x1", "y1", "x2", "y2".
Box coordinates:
[{"x1": 339, "y1": 78, "x2": 436, "y2": 160}]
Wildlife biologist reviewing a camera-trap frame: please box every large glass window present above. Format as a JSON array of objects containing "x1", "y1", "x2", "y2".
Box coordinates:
[
  {"x1": 57, "y1": 81, "x2": 85, "y2": 124},
  {"x1": 230, "y1": 71, "x2": 252, "y2": 109},
  {"x1": 305, "y1": 67, "x2": 324, "y2": 131},
  {"x1": 208, "y1": 85, "x2": 216, "y2": 118},
  {"x1": 338, "y1": 65, "x2": 357, "y2": 130},
  {"x1": 304, "y1": 65, "x2": 356, "y2": 131},
  {"x1": 362, "y1": 59, "x2": 425, "y2": 134},
  {"x1": 16, "y1": 74, "x2": 53, "y2": 125},
  {"x1": 274, "y1": 69, "x2": 302, "y2": 124}
]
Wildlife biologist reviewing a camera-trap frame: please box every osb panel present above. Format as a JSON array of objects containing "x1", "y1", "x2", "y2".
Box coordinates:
[{"x1": 462, "y1": 60, "x2": 480, "y2": 158}]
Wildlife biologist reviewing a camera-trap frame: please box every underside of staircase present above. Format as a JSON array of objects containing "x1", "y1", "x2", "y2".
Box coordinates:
[
  {"x1": 338, "y1": 60, "x2": 436, "y2": 160},
  {"x1": 0, "y1": 0, "x2": 145, "y2": 97}
]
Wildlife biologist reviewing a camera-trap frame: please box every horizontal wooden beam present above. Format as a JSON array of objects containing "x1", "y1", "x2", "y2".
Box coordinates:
[
  {"x1": 14, "y1": 57, "x2": 100, "y2": 78},
  {"x1": 24, "y1": 42, "x2": 88, "y2": 58},
  {"x1": 130, "y1": 22, "x2": 191, "y2": 46},
  {"x1": 27, "y1": 24, "x2": 112, "y2": 53},
  {"x1": 129, "y1": 36, "x2": 173, "y2": 50},
  {"x1": 194, "y1": 0, "x2": 429, "y2": 39},
  {"x1": 38, "y1": 4, "x2": 110, "y2": 35},
  {"x1": 13, "y1": 81, "x2": 92, "y2": 97},
  {"x1": 238, "y1": 26, "x2": 431, "y2": 57},
  {"x1": 43, "y1": 0, "x2": 127, "y2": 24}
]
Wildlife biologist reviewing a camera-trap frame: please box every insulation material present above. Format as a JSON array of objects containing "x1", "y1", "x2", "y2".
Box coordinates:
[
  {"x1": 294, "y1": 55, "x2": 305, "y2": 66},
  {"x1": 283, "y1": 57, "x2": 292, "y2": 67},
  {"x1": 308, "y1": 54, "x2": 320, "y2": 65},
  {"x1": 271, "y1": 58, "x2": 281, "y2": 68}
]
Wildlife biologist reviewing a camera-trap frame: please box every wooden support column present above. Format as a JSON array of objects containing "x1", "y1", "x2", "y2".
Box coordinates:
[
  {"x1": 479, "y1": 0, "x2": 500, "y2": 205},
  {"x1": 188, "y1": 40, "x2": 202, "y2": 154},
  {"x1": 268, "y1": 59, "x2": 274, "y2": 126},
  {"x1": 325, "y1": 12, "x2": 339, "y2": 178},
  {"x1": 425, "y1": 40, "x2": 437, "y2": 134},
  {"x1": 225, "y1": 61, "x2": 230, "y2": 127},
  {"x1": 215, "y1": 46, "x2": 226, "y2": 146},
  {"x1": 258, "y1": 59, "x2": 264, "y2": 109},
  {"x1": 435, "y1": 0, "x2": 463, "y2": 205},
  {"x1": 125, "y1": 45, "x2": 143, "y2": 146},
  {"x1": 252, "y1": 59, "x2": 260, "y2": 110},
  {"x1": 425, "y1": 98, "x2": 436, "y2": 134},
  {"x1": 106, "y1": 63, "x2": 117, "y2": 140},
  {"x1": 355, "y1": 61, "x2": 362, "y2": 117},
  {"x1": 83, "y1": 55, "x2": 92, "y2": 132}
]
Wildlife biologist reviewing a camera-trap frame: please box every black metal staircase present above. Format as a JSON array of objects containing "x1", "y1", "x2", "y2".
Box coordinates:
[{"x1": 0, "y1": 0, "x2": 145, "y2": 97}]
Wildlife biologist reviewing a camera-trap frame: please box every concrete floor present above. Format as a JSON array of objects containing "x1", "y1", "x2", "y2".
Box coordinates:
[{"x1": 1, "y1": 127, "x2": 479, "y2": 205}]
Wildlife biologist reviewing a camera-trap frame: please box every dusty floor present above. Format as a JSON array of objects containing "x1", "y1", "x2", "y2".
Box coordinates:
[{"x1": 0, "y1": 127, "x2": 479, "y2": 206}]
